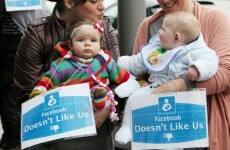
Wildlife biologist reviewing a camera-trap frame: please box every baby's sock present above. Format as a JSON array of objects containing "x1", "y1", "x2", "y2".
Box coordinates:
[
  {"x1": 91, "y1": 86, "x2": 108, "y2": 110},
  {"x1": 115, "y1": 124, "x2": 132, "y2": 145},
  {"x1": 115, "y1": 99, "x2": 132, "y2": 144}
]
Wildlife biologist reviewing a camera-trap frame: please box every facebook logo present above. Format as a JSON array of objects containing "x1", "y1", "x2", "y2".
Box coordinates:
[
  {"x1": 44, "y1": 92, "x2": 60, "y2": 110},
  {"x1": 158, "y1": 96, "x2": 175, "y2": 114}
]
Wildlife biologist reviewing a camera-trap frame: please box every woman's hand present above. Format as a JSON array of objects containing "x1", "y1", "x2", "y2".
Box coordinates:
[
  {"x1": 94, "y1": 106, "x2": 110, "y2": 128},
  {"x1": 153, "y1": 77, "x2": 187, "y2": 94}
]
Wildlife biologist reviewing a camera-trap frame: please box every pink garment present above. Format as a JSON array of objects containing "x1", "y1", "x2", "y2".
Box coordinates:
[{"x1": 133, "y1": 1, "x2": 230, "y2": 150}]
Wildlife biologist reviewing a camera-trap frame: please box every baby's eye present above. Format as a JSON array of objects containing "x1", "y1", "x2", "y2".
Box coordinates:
[
  {"x1": 78, "y1": 39, "x2": 84, "y2": 42},
  {"x1": 91, "y1": 39, "x2": 98, "y2": 42}
]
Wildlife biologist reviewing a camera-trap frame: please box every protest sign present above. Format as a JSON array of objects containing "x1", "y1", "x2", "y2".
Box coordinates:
[
  {"x1": 5, "y1": 0, "x2": 42, "y2": 11},
  {"x1": 21, "y1": 83, "x2": 96, "y2": 149},
  {"x1": 131, "y1": 90, "x2": 208, "y2": 149}
]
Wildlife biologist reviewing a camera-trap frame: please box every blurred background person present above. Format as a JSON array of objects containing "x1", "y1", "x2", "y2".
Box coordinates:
[{"x1": 0, "y1": 0, "x2": 48, "y2": 149}]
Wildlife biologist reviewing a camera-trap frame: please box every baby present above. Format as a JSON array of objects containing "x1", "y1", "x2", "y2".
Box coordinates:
[
  {"x1": 115, "y1": 11, "x2": 219, "y2": 144},
  {"x1": 29, "y1": 18, "x2": 140, "y2": 122}
]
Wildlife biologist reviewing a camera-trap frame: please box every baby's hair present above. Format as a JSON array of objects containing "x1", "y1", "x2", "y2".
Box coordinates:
[
  {"x1": 165, "y1": 11, "x2": 200, "y2": 44},
  {"x1": 67, "y1": 18, "x2": 103, "y2": 40}
]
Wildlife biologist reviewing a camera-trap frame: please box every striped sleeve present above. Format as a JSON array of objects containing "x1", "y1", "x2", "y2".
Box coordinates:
[
  {"x1": 107, "y1": 59, "x2": 130, "y2": 84},
  {"x1": 36, "y1": 61, "x2": 61, "y2": 91}
]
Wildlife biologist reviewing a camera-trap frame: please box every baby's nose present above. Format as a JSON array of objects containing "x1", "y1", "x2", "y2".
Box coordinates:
[{"x1": 84, "y1": 41, "x2": 91, "y2": 46}]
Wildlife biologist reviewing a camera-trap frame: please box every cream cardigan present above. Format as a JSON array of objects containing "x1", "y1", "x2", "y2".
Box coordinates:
[{"x1": 133, "y1": 1, "x2": 230, "y2": 150}]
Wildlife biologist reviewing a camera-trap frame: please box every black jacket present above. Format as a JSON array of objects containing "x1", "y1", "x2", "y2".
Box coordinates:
[{"x1": 14, "y1": 11, "x2": 119, "y2": 104}]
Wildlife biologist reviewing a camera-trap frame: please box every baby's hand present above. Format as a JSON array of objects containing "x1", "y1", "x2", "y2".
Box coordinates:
[
  {"x1": 138, "y1": 80, "x2": 149, "y2": 88},
  {"x1": 187, "y1": 66, "x2": 199, "y2": 81},
  {"x1": 115, "y1": 78, "x2": 140, "y2": 98},
  {"x1": 29, "y1": 89, "x2": 43, "y2": 99}
]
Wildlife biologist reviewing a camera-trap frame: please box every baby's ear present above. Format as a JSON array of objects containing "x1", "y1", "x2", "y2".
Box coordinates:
[
  {"x1": 68, "y1": 40, "x2": 73, "y2": 50},
  {"x1": 175, "y1": 32, "x2": 180, "y2": 41}
]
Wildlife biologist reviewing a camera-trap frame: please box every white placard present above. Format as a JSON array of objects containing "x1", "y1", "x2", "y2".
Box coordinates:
[
  {"x1": 5, "y1": 0, "x2": 42, "y2": 11},
  {"x1": 21, "y1": 83, "x2": 96, "y2": 149},
  {"x1": 131, "y1": 90, "x2": 208, "y2": 149}
]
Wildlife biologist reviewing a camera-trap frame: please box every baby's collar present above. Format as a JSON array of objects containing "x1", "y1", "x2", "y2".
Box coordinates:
[{"x1": 77, "y1": 56, "x2": 93, "y2": 63}]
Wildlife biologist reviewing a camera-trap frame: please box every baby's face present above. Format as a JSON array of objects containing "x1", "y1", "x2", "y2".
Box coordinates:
[
  {"x1": 70, "y1": 25, "x2": 101, "y2": 59},
  {"x1": 159, "y1": 20, "x2": 175, "y2": 50}
]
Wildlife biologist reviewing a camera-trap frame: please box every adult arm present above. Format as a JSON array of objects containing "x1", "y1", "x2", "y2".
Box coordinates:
[
  {"x1": 94, "y1": 106, "x2": 110, "y2": 128},
  {"x1": 133, "y1": 18, "x2": 149, "y2": 55},
  {"x1": 14, "y1": 25, "x2": 49, "y2": 103},
  {"x1": 197, "y1": 10, "x2": 230, "y2": 95},
  {"x1": 154, "y1": 77, "x2": 187, "y2": 94},
  {"x1": 102, "y1": 16, "x2": 120, "y2": 62}
]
